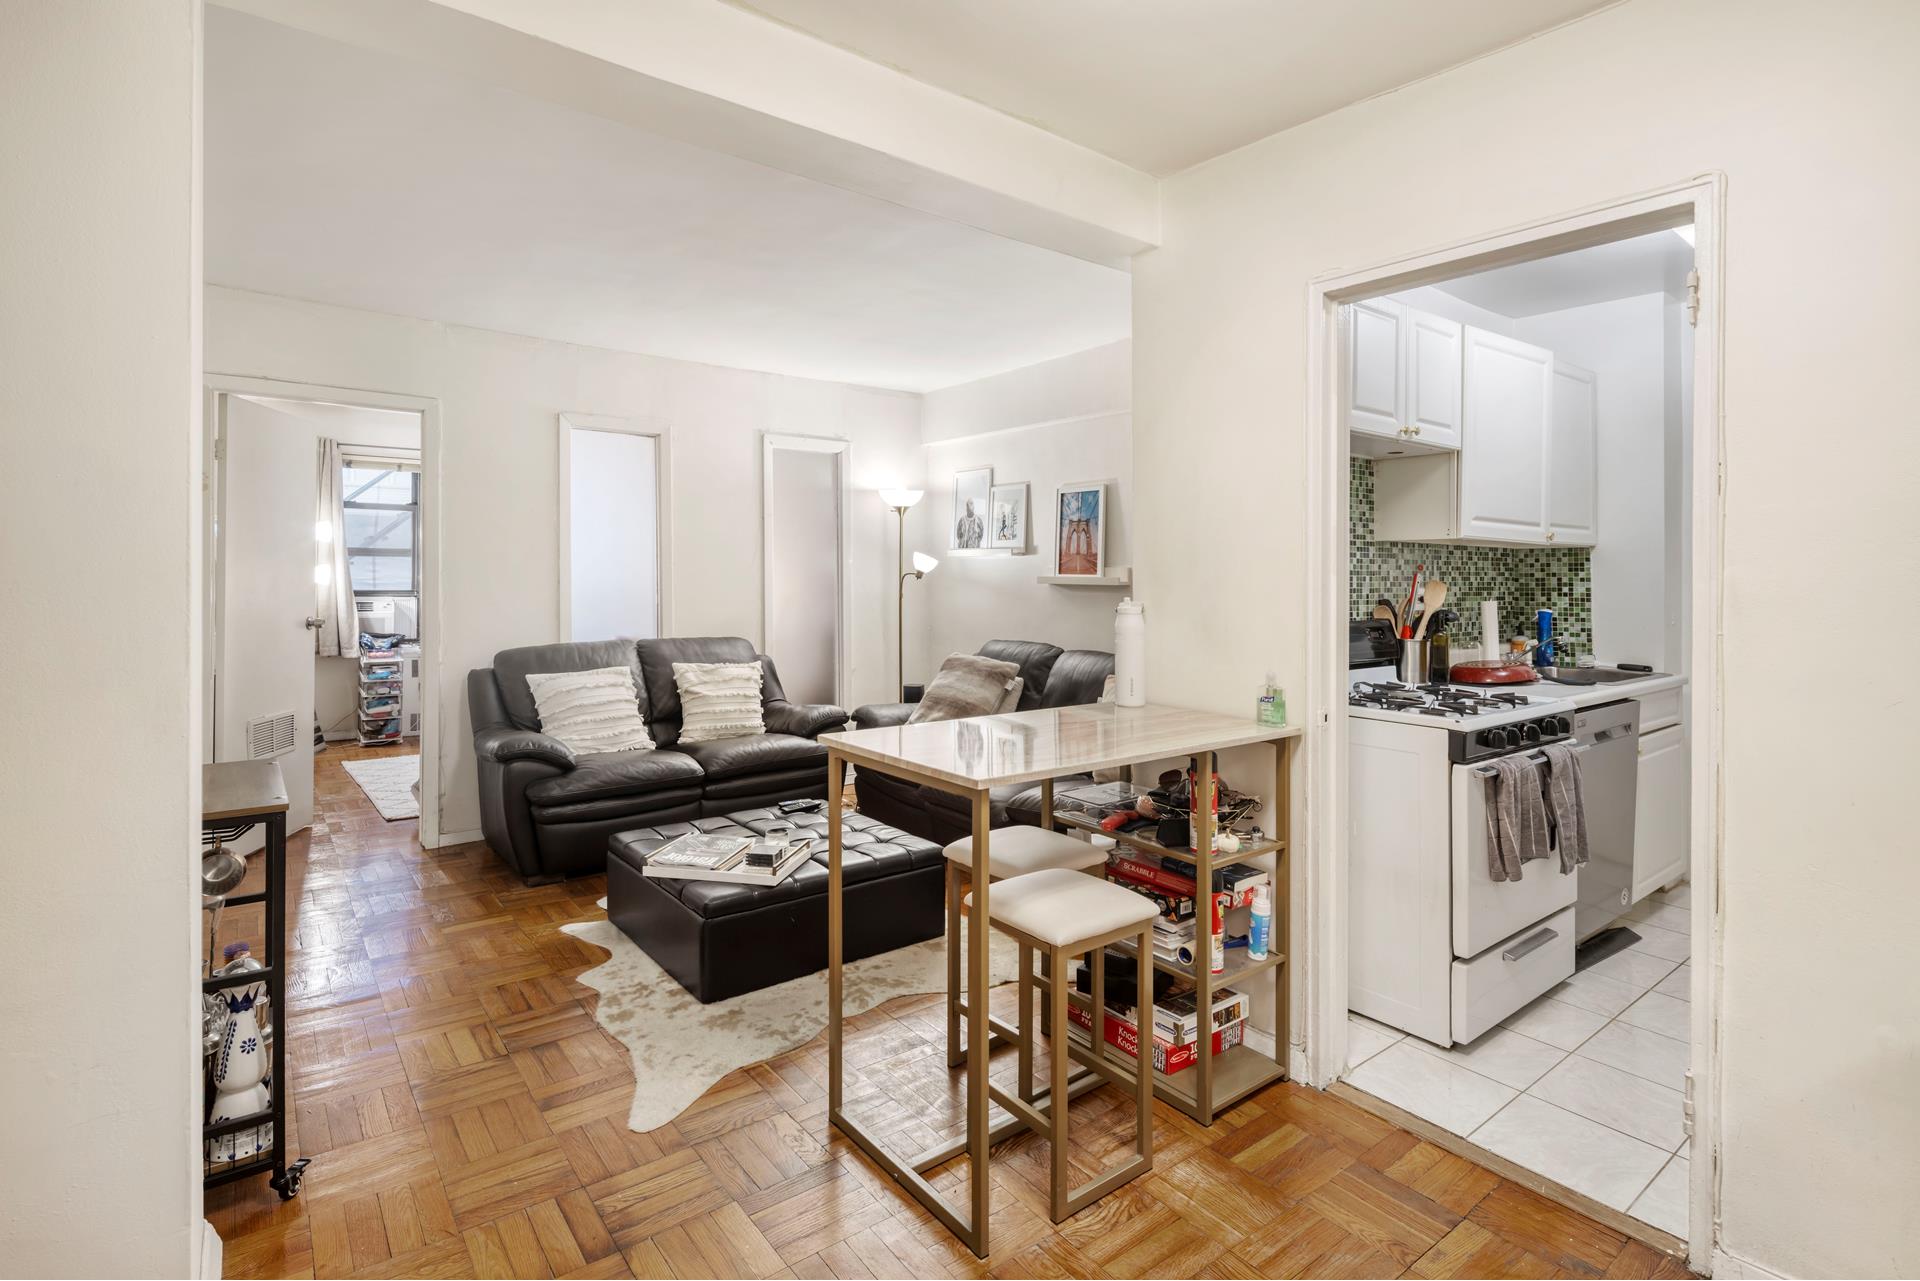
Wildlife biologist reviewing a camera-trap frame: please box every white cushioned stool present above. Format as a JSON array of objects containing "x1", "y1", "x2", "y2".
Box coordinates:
[
  {"x1": 943, "y1": 826, "x2": 1106, "y2": 1074},
  {"x1": 965, "y1": 867, "x2": 1158, "y2": 1222}
]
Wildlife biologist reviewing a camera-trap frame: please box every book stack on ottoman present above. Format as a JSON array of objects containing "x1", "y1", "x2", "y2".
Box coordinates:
[{"x1": 606, "y1": 807, "x2": 945, "y2": 1003}]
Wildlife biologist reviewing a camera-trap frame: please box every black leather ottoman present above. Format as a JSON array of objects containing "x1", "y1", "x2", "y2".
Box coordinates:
[{"x1": 606, "y1": 808, "x2": 945, "y2": 1004}]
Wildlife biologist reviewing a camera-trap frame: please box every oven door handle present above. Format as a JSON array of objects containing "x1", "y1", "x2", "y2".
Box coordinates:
[
  {"x1": 1501, "y1": 927, "x2": 1558, "y2": 962},
  {"x1": 1472, "y1": 743, "x2": 1588, "y2": 777}
]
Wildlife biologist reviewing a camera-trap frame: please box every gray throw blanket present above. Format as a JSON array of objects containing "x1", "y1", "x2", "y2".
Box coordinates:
[
  {"x1": 1541, "y1": 742, "x2": 1589, "y2": 874},
  {"x1": 1484, "y1": 755, "x2": 1551, "y2": 882}
]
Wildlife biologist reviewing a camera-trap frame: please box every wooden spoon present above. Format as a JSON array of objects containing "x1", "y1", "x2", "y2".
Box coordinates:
[{"x1": 1371, "y1": 603, "x2": 1397, "y2": 627}]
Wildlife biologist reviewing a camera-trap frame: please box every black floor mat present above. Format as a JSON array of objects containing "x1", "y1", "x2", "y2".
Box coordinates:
[{"x1": 1575, "y1": 924, "x2": 1641, "y2": 971}]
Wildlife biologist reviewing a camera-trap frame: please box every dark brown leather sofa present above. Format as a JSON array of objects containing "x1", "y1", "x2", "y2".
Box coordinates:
[{"x1": 468, "y1": 636, "x2": 848, "y2": 880}]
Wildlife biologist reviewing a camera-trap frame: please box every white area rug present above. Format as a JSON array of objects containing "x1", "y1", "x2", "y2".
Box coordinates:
[
  {"x1": 563, "y1": 902, "x2": 1019, "y2": 1134},
  {"x1": 341, "y1": 753, "x2": 420, "y2": 820}
]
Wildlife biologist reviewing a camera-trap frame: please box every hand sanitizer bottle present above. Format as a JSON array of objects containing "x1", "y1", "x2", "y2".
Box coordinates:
[{"x1": 1257, "y1": 673, "x2": 1286, "y2": 726}]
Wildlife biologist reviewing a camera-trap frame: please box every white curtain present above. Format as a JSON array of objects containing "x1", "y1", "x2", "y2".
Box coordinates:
[{"x1": 315, "y1": 438, "x2": 355, "y2": 657}]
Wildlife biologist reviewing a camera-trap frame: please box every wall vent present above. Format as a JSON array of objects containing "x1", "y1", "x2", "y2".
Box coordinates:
[{"x1": 247, "y1": 710, "x2": 299, "y2": 760}]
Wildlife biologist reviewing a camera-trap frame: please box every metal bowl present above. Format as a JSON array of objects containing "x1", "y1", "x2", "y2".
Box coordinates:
[{"x1": 202, "y1": 845, "x2": 247, "y2": 897}]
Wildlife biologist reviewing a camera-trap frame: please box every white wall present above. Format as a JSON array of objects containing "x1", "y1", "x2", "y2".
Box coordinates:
[
  {"x1": 1132, "y1": 1, "x2": 1920, "y2": 1274},
  {"x1": 0, "y1": 3, "x2": 203, "y2": 1274},
  {"x1": 1514, "y1": 294, "x2": 1674, "y2": 669},
  {"x1": 206, "y1": 287, "x2": 921, "y2": 840},
  {"x1": 914, "y1": 342, "x2": 1131, "y2": 677}
]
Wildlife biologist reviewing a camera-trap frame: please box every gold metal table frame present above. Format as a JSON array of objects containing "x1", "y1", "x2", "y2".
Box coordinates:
[{"x1": 822, "y1": 704, "x2": 1300, "y2": 1257}]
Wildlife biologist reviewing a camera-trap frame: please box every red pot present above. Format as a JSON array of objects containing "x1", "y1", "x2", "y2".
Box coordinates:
[{"x1": 1449, "y1": 661, "x2": 1540, "y2": 685}]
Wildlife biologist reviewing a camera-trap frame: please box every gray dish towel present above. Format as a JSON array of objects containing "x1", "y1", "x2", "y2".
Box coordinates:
[
  {"x1": 1541, "y1": 742, "x2": 1589, "y2": 874},
  {"x1": 1484, "y1": 754, "x2": 1552, "y2": 882}
]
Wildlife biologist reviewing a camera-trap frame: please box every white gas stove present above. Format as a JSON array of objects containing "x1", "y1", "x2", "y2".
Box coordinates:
[
  {"x1": 1347, "y1": 679, "x2": 1576, "y2": 731},
  {"x1": 1345, "y1": 645, "x2": 1594, "y2": 1045}
]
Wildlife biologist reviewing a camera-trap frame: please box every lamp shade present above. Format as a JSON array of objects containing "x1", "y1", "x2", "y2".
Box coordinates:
[
  {"x1": 912, "y1": 551, "x2": 939, "y2": 575},
  {"x1": 879, "y1": 487, "x2": 924, "y2": 510}
]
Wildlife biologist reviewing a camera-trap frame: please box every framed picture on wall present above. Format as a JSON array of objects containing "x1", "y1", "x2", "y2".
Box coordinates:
[
  {"x1": 987, "y1": 482, "x2": 1028, "y2": 551},
  {"x1": 951, "y1": 466, "x2": 992, "y2": 549},
  {"x1": 1052, "y1": 481, "x2": 1106, "y2": 577}
]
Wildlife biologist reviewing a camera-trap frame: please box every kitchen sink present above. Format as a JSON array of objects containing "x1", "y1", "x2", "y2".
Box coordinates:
[{"x1": 1535, "y1": 666, "x2": 1667, "y2": 686}]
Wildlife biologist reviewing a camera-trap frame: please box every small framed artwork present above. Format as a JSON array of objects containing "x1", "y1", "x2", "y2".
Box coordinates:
[
  {"x1": 1052, "y1": 481, "x2": 1107, "y2": 576},
  {"x1": 951, "y1": 466, "x2": 992, "y2": 549},
  {"x1": 987, "y1": 482, "x2": 1028, "y2": 551}
]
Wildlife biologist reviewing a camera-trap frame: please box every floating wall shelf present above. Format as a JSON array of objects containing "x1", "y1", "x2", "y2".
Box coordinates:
[{"x1": 1038, "y1": 568, "x2": 1132, "y2": 588}]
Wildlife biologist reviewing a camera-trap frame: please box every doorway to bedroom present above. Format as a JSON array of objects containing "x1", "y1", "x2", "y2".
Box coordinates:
[{"x1": 204, "y1": 383, "x2": 437, "y2": 852}]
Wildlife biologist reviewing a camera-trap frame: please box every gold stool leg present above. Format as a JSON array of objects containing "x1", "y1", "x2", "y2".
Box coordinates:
[
  {"x1": 946, "y1": 862, "x2": 964, "y2": 1068},
  {"x1": 1049, "y1": 940, "x2": 1071, "y2": 1221},
  {"x1": 1017, "y1": 942, "x2": 1035, "y2": 1100},
  {"x1": 1135, "y1": 925, "x2": 1154, "y2": 1166}
]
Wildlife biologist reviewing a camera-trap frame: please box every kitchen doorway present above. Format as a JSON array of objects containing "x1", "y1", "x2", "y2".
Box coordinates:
[
  {"x1": 1298, "y1": 178, "x2": 1723, "y2": 1271},
  {"x1": 204, "y1": 376, "x2": 443, "y2": 848}
]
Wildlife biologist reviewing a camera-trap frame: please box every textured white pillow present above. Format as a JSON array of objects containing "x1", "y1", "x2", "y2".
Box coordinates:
[
  {"x1": 673, "y1": 661, "x2": 766, "y2": 743},
  {"x1": 524, "y1": 666, "x2": 655, "y2": 756}
]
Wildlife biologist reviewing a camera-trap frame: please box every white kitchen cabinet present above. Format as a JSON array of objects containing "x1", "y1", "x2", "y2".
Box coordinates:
[
  {"x1": 1548, "y1": 360, "x2": 1599, "y2": 546},
  {"x1": 1405, "y1": 308, "x2": 1464, "y2": 450},
  {"x1": 1458, "y1": 328, "x2": 1553, "y2": 541},
  {"x1": 1372, "y1": 326, "x2": 1596, "y2": 547},
  {"x1": 1344, "y1": 299, "x2": 1461, "y2": 458},
  {"x1": 1344, "y1": 298, "x2": 1405, "y2": 444},
  {"x1": 1632, "y1": 724, "x2": 1688, "y2": 901}
]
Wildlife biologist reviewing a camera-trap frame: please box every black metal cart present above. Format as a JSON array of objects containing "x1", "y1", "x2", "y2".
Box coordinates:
[{"x1": 202, "y1": 761, "x2": 309, "y2": 1200}]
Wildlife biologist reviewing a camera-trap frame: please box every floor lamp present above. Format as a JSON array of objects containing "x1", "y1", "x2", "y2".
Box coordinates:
[{"x1": 880, "y1": 489, "x2": 936, "y2": 700}]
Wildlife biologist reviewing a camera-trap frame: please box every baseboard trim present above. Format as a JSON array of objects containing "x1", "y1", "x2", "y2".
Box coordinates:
[
  {"x1": 1328, "y1": 1082, "x2": 1689, "y2": 1261},
  {"x1": 1711, "y1": 1249, "x2": 1786, "y2": 1279},
  {"x1": 198, "y1": 1218, "x2": 222, "y2": 1280},
  {"x1": 433, "y1": 827, "x2": 483, "y2": 848}
]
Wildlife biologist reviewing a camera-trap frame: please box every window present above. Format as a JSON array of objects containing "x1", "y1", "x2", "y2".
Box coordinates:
[
  {"x1": 562, "y1": 417, "x2": 661, "y2": 641},
  {"x1": 342, "y1": 464, "x2": 419, "y2": 595}
]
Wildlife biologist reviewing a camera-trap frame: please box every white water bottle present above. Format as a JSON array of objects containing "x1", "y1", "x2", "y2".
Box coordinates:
[{"x1": 1114, "y1": 598, "x2": 1146, "y2": 706}]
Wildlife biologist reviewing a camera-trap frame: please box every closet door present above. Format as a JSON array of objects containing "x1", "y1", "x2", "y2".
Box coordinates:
[
  {"x1": 1404, "y1": 309, "x2": 1463, "y2": 450},
  {"x1": 1343, "y1": 297, "x2": 1406, "y2": 443},
  {"x1": 1457, "y1": 326, "x2": 1552, "y2": 543},
  {"x1": 1547, "y1": 360, "x2": 1598, "y2": 546}
]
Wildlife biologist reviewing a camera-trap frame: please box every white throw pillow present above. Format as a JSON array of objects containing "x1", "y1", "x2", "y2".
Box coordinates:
[
  {"x1": 524, "y1": 666, "x2": 655, "y2": 756},
  {"x1": 674, "y1": 661, "x2": 766, "y2": 743}
]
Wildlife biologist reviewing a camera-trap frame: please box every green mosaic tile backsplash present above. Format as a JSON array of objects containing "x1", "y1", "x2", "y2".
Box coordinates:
[{"x1": 1350, "y1": 456, "x2": 1592, "y2": 656}]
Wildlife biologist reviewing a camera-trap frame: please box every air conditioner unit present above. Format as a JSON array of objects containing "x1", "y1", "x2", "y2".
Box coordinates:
[
  {"x1": 390, "y1": 595, "x2": 420, "y2": 640},
  {"x1": 355, "y1": 596, "x2": 395, "y2": 636}
]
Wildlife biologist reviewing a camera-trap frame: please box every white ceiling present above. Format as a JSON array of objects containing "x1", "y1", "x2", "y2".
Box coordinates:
[
  {"x1": 204, "y1": 7, "x2": 1130, "y2": 393},
  {"x1": 1435, "y1": 230, "x2": 1696, "y2": 318},
  {"x1": 722, "y1": 0, "x2": 1617, "y2": 175}
]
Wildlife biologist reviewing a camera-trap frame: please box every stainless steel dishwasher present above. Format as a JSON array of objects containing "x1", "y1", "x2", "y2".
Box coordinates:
[{"x1": 1572, "y1": 699, "x2": 1641, "y2": 940}]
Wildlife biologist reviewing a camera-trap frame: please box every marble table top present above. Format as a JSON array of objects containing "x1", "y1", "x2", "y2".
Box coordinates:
[{"x1": 821, "y1": 702, "x2": 1300, "y2": 790}]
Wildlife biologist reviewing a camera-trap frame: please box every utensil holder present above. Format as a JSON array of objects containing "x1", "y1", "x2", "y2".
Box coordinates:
[{"x1": 1398, "y1": 640, "x2": 1423, "y2": 685}]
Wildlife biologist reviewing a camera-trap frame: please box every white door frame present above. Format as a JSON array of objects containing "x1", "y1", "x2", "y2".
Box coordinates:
[
  {"x1": 204, "y1": 374, "x2": 445, "y2": 848},
  {"x1": 761, "y1": 432, "x2": 850, "y2": 706},
  {"x1": 557, "y1": 412, "x2": 673, "y2": 641},
  {"x1": 1300, "y1": 175, "x2": 1725, "y2": 1271}
]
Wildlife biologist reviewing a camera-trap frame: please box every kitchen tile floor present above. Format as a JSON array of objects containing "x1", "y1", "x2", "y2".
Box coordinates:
[{"x1": 1346, "y1": 883, "x2": 1692, "y2": 1239}]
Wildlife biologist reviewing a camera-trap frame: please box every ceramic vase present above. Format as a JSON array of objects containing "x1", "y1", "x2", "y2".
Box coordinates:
[{"x1": 207, "y1": 986, "x2": 272, "y2": 1164}]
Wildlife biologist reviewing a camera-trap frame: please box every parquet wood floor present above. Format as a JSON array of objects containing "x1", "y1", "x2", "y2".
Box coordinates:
[{"x1": 206, "y1": 742, "x2": 1697, "y2": 1280}]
